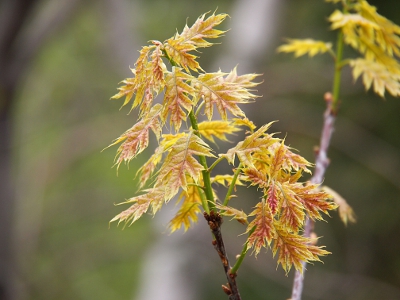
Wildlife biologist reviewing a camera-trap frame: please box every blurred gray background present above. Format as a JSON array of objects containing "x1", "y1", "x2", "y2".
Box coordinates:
[{"x1": 1, "y1": 0, "x2": 399, "y2": 299}]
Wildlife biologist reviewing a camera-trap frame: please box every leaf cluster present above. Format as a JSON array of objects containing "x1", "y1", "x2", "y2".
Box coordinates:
[
  {"x1": 278, "y1": 0, "x2": 400, "y2": 98},
  {"x1": 108, "y1": 12, "x2": 337, "y2": 274}
]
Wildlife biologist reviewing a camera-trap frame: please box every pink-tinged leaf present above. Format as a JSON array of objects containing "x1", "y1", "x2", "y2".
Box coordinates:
[
  {"x1": 273, "y1": 224, "x2": 330, "y2": 274},
  {"x1": 266, "y1": 182, "x2": 279, "y2": 215},
  {"x1": 136, "y1": 146, "x2": 163, "y2": 189},
  {"x1": 214, "y1": 202, "x2": 248, "y2": 225},
  {"x1": 110, "y1": 187, "x2": 165, "y2": 226},
  {"x1": 164, "y1": 38, "x2": 200, "y2": 72},
  {"x1": 269, "y1": 142, "x2": 287, "y2": 178},
  {"x1": 162, "y1": 67, "x2": 195, "y2": 131},
  {"x1": 246, "y1": 202, "x2": 276, "y2": 255},
  {"x1": 180, "y1": 12, "x2": 228, "y2": 48},
  {"x1": 293, "y1": 183, "x2": 338, "y2": 221},
  {"x1": 193, "y1": 69, "x2": 260, "y2": 120},
  {"x1": 111, "y1": 45, "x2": 166, "y2": 115},
  {"x1": 107, "y1": 104, "x2": 162, "y2": 169},
  {"x1": 271, "y1": 143, "x2": 312, "y2": 174},
  {"x1": 163, "y1": 12, "x2": 227, "y2": 72},
  {"x1": 136, "y1": 133, "x2": 186, "y2": 189},
  {"x1": 156, "y1": 132, "x2": 214, "y2": 200},
  {"x1": 279, "y1": 182, "x2": 305, "y2": 231},
  {"x1": 243, "y1": 167, "x2": 268, "y2": 188}
]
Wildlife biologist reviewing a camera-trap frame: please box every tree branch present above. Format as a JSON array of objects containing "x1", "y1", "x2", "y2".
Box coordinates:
[
  {"x1": 204, "y1": 211, "x2": 242, "y2": 300},
  {"x1": 290, "y1": 92, "x2": 336, "y2": 300}
]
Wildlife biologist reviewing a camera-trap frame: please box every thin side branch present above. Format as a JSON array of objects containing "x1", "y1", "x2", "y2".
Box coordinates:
[
  {"x1": 291, "y1": 93, "x2": 336, "y2": 300},
  {"x1": 204, "y1": 211, "x2": 242, "y2": 300}
]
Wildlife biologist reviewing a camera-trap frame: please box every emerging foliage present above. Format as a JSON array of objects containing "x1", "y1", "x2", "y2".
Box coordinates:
[
  {"x1": 279, "y1": 0, "x2": 400, "y2": 98},
  {"x1": 108, "y1": 11, "x2": 337, "y2": 275},
  {"x1": 277, "y1": 39, "x2": 333, "y2": 57}
]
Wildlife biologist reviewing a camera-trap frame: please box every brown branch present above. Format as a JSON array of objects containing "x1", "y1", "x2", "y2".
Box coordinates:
[
  {"x1": 290, "y1": 92, "x2": 336, "y2": 300},
  {"x1": 204, "y1": 211, "x2": 242, "y2": 300}
]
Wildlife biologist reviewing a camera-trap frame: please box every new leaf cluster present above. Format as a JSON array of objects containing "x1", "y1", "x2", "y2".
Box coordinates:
[
  {"x1": 278, "y1": 0, "x2": 400, "y2": 98},
  {"x1": 108, "y1": 12, "x2": 337, "y2": 273}
]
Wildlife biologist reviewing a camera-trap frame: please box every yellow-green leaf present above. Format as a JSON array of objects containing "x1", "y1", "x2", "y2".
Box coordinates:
[
  {"x1": 169, "y1": 179, "x2": 202, "y2": 232},
  {"x1": 322, "y1": 186, "x2": 356, "y2": 226},
  {"x1": 224, "y1": 122, "x2": 277, "y2": 167},
  {"x1": 211, "y1": 174, "x2": 245, "y2": 187},
  {"x1": 232, "y1": 117, "x2": 257, "y2": 132},
  {"x1": 277, "y1": 39, "x2": 332, "y2": 57},
  {"x1": 350, "y1": 58, "x2": 400, "y2": 97},
  {"x1": 198, "y1": 120, "x2": 240, "y2": 143}
]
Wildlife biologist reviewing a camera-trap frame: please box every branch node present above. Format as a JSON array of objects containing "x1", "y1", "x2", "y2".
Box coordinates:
[{"x1": 222, "y1": 284, "x2": 232, "y2": 295}]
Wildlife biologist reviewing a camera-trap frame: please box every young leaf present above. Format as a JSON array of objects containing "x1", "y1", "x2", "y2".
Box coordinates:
[
  {"x1": 266, "y1": 181, "x2": 279, "y2": 215},
  {"x1": 272, "y1": 224, "x2": 330, "y2": 274},
  {"x1": 322, "y1": 185, "x2": 356, "y2": 226},
  {"x1": 107, "y1": 104, "x2": 162, "y2": 168},
  {"x1": 110, "y1": 187, "x2": 165, "y2": 226},
  {"x1": 277, "y1": 182, "x2": 306, "y2": 231},
  {"x1": 162, "y1": 67, "x2": 196, "y2": 131},
  {"x1": 356, "y1": 1, "x2": 400, "y2": 57},
  {"x1": 224, "y1": 122, "x2": 277, "y2": 167},
  {"x1": 350, "y1": 58, "x2": 400, "y2": 97},
  {"x1": 214, "y1": 202, "x2": 248, "y2": 225},
  {"x1": 242, "y1": 167, "x2": 268, "y2": 189},
  {"x1": 180, "y1": 12, "x2": 228, "y2": 48},
  {"x1": 163, "y1": 12, "x2": 227, "y2": 72},
  {"x1": 169, "y1": 179, "x2": 203, "y2": 232},
  {"x1": 198, "y1": 120, "x2": 240, "y2": 143},
  {"x1": 269, "y1": 142, "x2": 287, "y2": 179},
  {"x1": 211, "y1": 174, "x2": 245, "y2": 187},
  {"x1": 136, "y1": 132, "x2": 188, "y2": 188},
  {"x1": 246, "y1": 202, "x2": 276, "y2": 255},
  {"x1": 277, "y1": 39, "x2": 333, "y2": 57},
  {"x1": 155, "y1": 132, "x2": 215, "y2": 200},
  {"x1": 193, "y1": 69, "x2": 260, "y2": 120},
  {"x1": 111, "y1": 45, "x2": 166, "y2": 115},
  {"x1": 136, "y1": 145, "x2": 164, "y2": 189},
  {"x1": 293, "y1": 183, "x2": 337, "y2": 221},
  {"x1": 232, "y1": 117, "x2": 257, "y2": 132}
]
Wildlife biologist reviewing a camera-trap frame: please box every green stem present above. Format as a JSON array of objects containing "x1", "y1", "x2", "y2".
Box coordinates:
[
  {"x1": 208, "y1": 156, "x2": 225, "y2": 173},
  {"x1": 231, "y1": 225, "x2": 256, "y2": 275},
  {"x1": 223, "y1": 163, "x2": 243, "y2": 206},
  {"x1": 331, "y1": 30, "x2": 344, "y2": 113},
  {"x1": 188, "y1": 110, "x2": 215, "y2": 212}
]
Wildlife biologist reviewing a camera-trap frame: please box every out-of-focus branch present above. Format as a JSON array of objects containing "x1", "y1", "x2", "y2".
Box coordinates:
[{"x1": 291, "y1": 93, "x2": 336, "y2": 300}]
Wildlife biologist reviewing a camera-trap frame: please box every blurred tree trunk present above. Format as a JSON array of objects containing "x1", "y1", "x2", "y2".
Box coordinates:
[
  {"x1": 0, "y1": 2, "x2": 37, "y2": 298},
  {"x1": 0, "y1": 1, "x2": 80, "y2": 298}
]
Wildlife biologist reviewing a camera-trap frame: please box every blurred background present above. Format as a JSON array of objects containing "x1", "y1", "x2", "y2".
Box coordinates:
[{"x1": 1, "y1": 0, "x2": 399, "y2": 299}]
